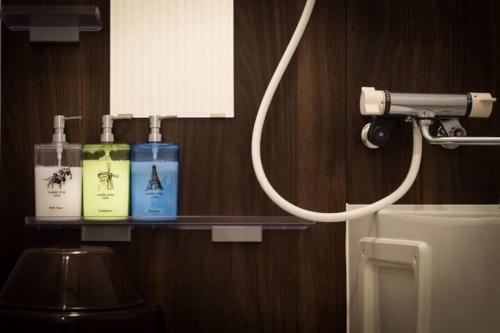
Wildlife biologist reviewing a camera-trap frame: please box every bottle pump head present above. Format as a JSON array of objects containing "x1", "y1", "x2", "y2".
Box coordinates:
[
  {"x1": 100, "y1": 114, "x2": 133, "y2": 143},
  {"x1": 52, "y1": 115, "x2": 82, "y2": 143},
  {"x1": 148, "y1": 115, "x2": 174, "y2": 142}
]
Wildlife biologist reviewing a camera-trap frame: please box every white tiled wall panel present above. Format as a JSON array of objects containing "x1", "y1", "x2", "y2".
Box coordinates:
[{"x1": 110, "y1": 0, "x2": 234, "y2": 118}]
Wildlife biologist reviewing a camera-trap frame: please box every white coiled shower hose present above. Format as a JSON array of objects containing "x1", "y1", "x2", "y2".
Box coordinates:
[{"x1": 251, "y1": 0, "x2": 423, "y2": 222}]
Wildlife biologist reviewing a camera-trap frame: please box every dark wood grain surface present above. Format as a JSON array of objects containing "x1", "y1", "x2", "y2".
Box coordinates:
[
  {"x1": 1, "y1": 0, "x2": 499, "y2": 332},
  {"x1": 347, "y1": 0, "x2": 500, "y2": 204},
  {"x1": 1, "y1": 0, "x2": 346, "y2": 332}
]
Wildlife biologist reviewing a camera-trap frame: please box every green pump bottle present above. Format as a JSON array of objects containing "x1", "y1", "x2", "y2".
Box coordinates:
[{"x1": 83, "y1": 114, "x2": 132, "y2": 219}]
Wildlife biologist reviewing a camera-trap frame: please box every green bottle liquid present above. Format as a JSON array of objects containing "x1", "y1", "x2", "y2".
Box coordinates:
[
  {"x1": 83, "y1": 114, "x2": 132, "y2": 219},
  {"x1": 83, "y1": 144, "x2": 130, "y2": 218}
]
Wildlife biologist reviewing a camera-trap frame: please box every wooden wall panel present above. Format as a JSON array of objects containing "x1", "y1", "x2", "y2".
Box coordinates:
[
  {"x1": 1, "y1": 0, "x2": 499, "y2": 332},
  {"x1": 1, "y1": 0, "x2": 346, "y2": 332},
  {"x1": 347, "y1": 0, "x2": 500, "y2": 204}
]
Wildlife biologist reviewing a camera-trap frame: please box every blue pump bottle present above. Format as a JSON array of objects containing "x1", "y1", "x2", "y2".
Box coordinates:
[{"x1": 131, "y1": 116, "x2": 179, "y2": 220}]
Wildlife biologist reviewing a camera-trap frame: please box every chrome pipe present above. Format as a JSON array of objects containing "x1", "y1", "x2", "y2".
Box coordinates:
[{"x1": 419, "y1": 120, "x2": 500, "y2": 146}]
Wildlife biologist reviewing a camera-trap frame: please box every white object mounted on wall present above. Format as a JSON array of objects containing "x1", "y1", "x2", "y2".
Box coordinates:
[
  {"x1": 110, "y1": 0, "x2": 234, "y2": 118},
  {"x1": 358, "y1": 237, "x2": 431, "y2": 333},
  {"x1": 347, "y1": 205, "x2": 500, "y2": 333}
]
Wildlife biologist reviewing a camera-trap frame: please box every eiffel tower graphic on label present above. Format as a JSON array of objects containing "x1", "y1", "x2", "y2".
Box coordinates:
[{"x1": 146, "y1": 165, "x2": 163, "y2": 191}]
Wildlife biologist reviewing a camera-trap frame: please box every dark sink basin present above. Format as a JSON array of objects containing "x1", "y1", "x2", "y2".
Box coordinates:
[{"x1": 0, "y1": 246, "x2": 161, "y2": 332}]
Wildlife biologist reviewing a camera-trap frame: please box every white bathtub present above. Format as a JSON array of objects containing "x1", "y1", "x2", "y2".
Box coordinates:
[{"x1": 347, "y1": 205, "x2": 500, "y2": 333}]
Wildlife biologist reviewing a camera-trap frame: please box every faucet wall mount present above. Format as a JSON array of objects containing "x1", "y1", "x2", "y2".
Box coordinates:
[{"x1": 360, "y1": 87, "x2": 499, "y2": 149}]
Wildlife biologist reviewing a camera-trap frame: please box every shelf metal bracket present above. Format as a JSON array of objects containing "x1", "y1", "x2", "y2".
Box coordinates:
[
  {"x1": 81, "y1": 226, "x2": 131, "y2": 242},
  {"x1": 30, "y1": 26, "x2": 80, "y2": 43},
  {"x1": 211, "y1": 226, "x2": 262, "y2": 243},
  {"x1": 0, "y1": 5, "x2": 103, "y2": 44}
]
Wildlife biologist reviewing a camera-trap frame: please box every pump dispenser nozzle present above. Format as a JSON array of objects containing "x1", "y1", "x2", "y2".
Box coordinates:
[
  {"x1": 148, "y1": 115, "x2": 175, "y2": 143},
  {"x1": 52, "y1": 115, "x2": 82, "y2": 168},
  {"x1": 100, "y1": 114, "x2": 133, "y2": 143},
  {"x1": 52, "y1": 115, "x2": 82, "y2": 144}
]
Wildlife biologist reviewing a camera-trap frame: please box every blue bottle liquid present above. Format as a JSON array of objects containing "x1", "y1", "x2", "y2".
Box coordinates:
[{"x1": 131, "y1": 143, "x2": 179, "y2": 220}]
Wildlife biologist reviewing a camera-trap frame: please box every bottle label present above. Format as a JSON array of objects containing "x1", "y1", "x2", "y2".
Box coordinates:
[
  {"x1": 145, "y1": 165, "x2": 164, "y2": 198},
  {"x1": 44, "y1": 167, "x2": 72, "y2": 193},
  {"x1": 131, "y1": 161, "x2": 178, "y2": 217},
  {"x1": 35, "y1": 166, "x2": 82, "y2": 216},
  {"x1": 97, "y1": 162, "x2": 118, "y2": 200},
  {"x1": 83, "y1": 160, "x2": 130, "y2": 217}
]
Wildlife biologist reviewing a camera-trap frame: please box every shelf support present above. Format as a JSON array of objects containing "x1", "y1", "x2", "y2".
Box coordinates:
[
  {"x1": 0, "y1": 5, "x2": 103, "y2": 44},
  {"x1": 81, "y1": 226, "x2": 131, "y2": 242},
  {"x1": 211, "y1": 226, "x2": 262, "y2": 243},
  {"x1": 30, "y1": 26, "x2": 80, "y2": 43}
]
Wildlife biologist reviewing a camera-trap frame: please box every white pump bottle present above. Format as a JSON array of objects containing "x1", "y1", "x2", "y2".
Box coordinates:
[{"x1": 34, "y1": 115, "x2": 82, "y2": 218}]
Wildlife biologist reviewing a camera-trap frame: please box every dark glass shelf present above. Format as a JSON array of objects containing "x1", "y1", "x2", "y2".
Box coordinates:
[
  {"x1": 26, "y1": 216, "x2": 314, "y2": 231},
  {"x1": 0, "y1": 5, "x2": 103, "y2": 43}
]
